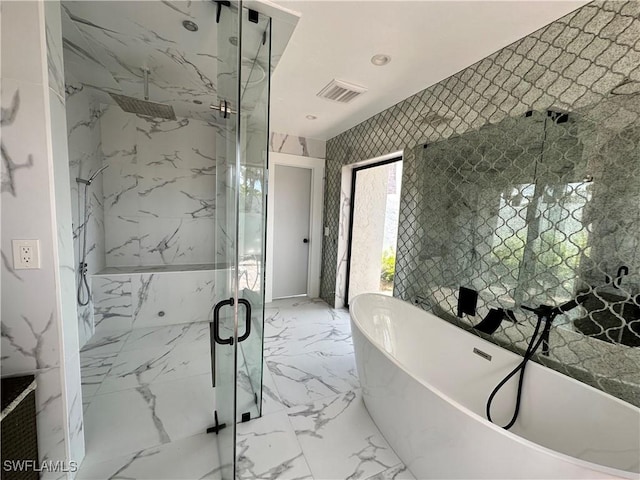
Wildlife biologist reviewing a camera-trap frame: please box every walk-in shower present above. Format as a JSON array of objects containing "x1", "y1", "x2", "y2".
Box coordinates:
[
  {"x1": 61, "y1": 1, "x2": 297, "y2": 478},
  {"x1": 75, "y1": 165, "x2": 108, "y2": 306}
]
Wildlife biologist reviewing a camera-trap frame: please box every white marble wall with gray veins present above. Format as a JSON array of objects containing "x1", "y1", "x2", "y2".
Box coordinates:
[
  {"x1": 269, "y1": 132, "x2": 326, "y2": 159},
  {"x1": 47, "y1": 0, "x2": 86, "y2": 465},
  {"x1": 2, "y1": 0, "x2": 84, "y2": 475},
  {"x1": 90, "y1": 270, "x2": 220, "y2": 334},
  {"x1": 66, "y1": 78, "x2": 106, "y2": 347},
  {"x1": 101, "y1": 105, "x2": 218, "y2": 266}
]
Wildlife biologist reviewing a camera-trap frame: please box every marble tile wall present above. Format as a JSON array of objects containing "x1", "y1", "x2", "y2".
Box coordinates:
[
  {"x1": 101, "y1": 105, "x2": 217, "y2": 267},
  {"x1": 269, "y1": 132, "x2": 326, "y2": 159},
  {"x1": 2, "y1": 0, "x2": 83, "y2": 476},
  {"x1": 46, "y1": 0, "x2": 86, "y2": 466},
  {"x1": 323, "y1": 1, "x2": 640, "y2": 404},
  {"x1": 91, "y1": 270, "x2": 221, "y2": 333},
  {"x1": 65, "y1": 78, "x2": 105, "y2": 348}
]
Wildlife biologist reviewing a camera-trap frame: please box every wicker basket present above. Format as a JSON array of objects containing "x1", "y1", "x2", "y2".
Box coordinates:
[{"x1": 1, "y1": 375, "x2": 39, "y2": 480}]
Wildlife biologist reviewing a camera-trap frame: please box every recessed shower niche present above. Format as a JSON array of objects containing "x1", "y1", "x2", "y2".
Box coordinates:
[{"x1": 61, "y1": 1, "x2": 298, "y2": 476}]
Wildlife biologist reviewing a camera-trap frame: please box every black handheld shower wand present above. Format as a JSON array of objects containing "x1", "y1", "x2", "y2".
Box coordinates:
[{"x1": 486, "y1": 294, "x2": 588, "y2": 430}]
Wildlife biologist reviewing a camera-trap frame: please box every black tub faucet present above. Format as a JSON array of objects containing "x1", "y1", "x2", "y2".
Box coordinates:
[
  {"x1": 615, "y1": 265, "x2": 629, "y2": 288},
  {"x1": 606, "y1": 265, "x2": 629, "y2": 289},
  {"x1": 474, "y1": 308, "x2": 518, "y2": 335},
  {"x1": 457, "y1": 287, "x2": 478, "y2": 317}
]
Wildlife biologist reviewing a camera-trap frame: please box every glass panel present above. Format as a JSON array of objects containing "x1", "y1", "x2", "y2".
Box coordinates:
[
  {"x1": 236, "y1": 8, "x2": 271, "y2": 423},
  {"x1": 214, "y1": 2, "x2": 241, "y2": 478},
  {"x1": 416, "y1": 108, "x2": 627, "y2": 346}
]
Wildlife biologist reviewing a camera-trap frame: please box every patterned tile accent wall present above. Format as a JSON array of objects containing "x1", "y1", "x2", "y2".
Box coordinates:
[{"x1": 323, "y1": 1, "x2": 640, "y2": 405}]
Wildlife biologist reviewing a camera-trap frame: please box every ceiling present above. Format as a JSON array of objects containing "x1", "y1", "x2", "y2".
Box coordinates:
[{"x1": 269, "y1": 1, "x2": 589, "y2": 141}]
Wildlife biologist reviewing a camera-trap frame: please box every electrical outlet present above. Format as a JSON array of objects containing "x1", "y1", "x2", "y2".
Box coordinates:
[{"x1": 12, "y1": 239, "x2": 40, "y2": 269}]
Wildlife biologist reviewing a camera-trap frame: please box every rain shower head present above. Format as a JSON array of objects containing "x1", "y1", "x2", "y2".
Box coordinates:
[
  {"x1": 110, "y1": 93, "x2": 177, "y2": 120},
  {"x1": 110, "y1": 68, "x2": 177, "y2": 121}
]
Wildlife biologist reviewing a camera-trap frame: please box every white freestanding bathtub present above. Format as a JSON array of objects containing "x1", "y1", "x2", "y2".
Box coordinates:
[{"x1": 350, "y1": 294, "x2": 640, "y2": 479}]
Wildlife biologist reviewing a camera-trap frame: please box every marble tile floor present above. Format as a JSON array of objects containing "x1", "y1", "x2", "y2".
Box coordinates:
[{"x1": 76, "y1": 297, "x2": 414, "y2": 479}]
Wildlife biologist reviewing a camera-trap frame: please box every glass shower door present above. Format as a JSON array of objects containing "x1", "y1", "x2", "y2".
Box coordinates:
[
  {"x1": 211, "y1": 3, "x2": 272, "y2": 478},
  {"x1": 212, "y1": 1, "x2": 241, "y2": 478},
  {"x1": 236, "y1": 7, "x2": 271, "y2": 424}
]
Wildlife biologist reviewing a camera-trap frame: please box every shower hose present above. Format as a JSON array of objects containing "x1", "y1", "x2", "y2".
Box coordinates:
[
  {"x1": 486, "y1": 296, "x2": 586, "y2": 430},
  {"x1": 77, "y1": 183, "x2": 91, "y2": 306},
  {"x1": 485, "y1": 309, "x2": 553, "y2": 429}
]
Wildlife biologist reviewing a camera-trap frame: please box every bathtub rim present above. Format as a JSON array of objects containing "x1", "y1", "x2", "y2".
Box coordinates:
[{"x1": 350, "y1": 292, "x2": 640, "y2": 479}]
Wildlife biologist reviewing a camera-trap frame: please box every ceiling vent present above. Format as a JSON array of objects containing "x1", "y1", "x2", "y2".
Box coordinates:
[{"x1": 317, "y1": 79, "x2": 367, "y2": 104}]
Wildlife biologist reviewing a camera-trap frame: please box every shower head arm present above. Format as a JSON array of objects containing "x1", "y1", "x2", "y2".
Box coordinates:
[
  {"x1": 76, "y1": 165, "x2": 109, "y2": 185},
  {"x1": 88, "y1": 165, "x2": 109, "y2": 182}
]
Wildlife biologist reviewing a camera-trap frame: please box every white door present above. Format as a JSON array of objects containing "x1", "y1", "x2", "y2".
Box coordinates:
[{"x1": 273, "y1": 165, "x2": 311, "y2": 298}]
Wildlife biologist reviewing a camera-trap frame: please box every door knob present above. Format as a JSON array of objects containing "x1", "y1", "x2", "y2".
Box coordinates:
[{"x1": 303, "y1": 238, "x2": 309, "y2": 243}]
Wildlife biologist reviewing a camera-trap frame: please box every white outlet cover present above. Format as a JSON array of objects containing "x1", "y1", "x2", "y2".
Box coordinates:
[{"x1": 12, "y1": 239, "x2": 40, "y2": 269}]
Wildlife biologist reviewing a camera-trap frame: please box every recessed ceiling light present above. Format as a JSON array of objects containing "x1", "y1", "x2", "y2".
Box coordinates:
[
  {"x1": 371, "y1": 54, "x2": 391, "y2": 66},
  {"x1": 182, "y1": 20, "x2": 198, "y2": 32},
  {"x1": 306, "y1": 115, "x2": 317, "y2": 120}
]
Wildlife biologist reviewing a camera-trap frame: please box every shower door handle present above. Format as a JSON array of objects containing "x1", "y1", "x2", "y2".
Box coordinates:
[
  {"x1": 209, "y1": 297, "x2": 235, "y2": 387},
  {"x1": 213, "y1": 297, "x2": 235, "y2": 345},
  {"x1": 238, "y1": 298, "x2": 252, "y2": 343},
  {"x1": 209, "y1": 320, "x2": 216, "y2": 387},
  {"x1": 209, "y1": 297, "x2": 250, "y2": 387}
]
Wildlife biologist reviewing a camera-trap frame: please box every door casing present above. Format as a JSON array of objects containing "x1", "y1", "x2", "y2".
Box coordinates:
[{"x1": 266, "y1": 152, "x2": 325, "y2": 303}]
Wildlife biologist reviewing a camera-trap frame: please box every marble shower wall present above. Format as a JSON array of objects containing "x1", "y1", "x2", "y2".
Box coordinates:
[
  {"x1": 100, "y1": 105, "x2": 217, "y2": 267},
  {"x1": 91, "y1": 270, "x2": 220, "y2": 333},
  {"x1": 65, "y1": 78, "x2": 105, "y2": 347},
  {"x1": 323, "y1": 1, "x2": 640, "y2": 404},
  {"x1": 2, "y1": 0, "x2": 84, "y2": 475}
]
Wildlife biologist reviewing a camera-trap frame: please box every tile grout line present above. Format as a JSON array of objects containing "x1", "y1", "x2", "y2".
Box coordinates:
[{"x1": 282, "y1": 405, "x2": 316, "y2": 480}]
